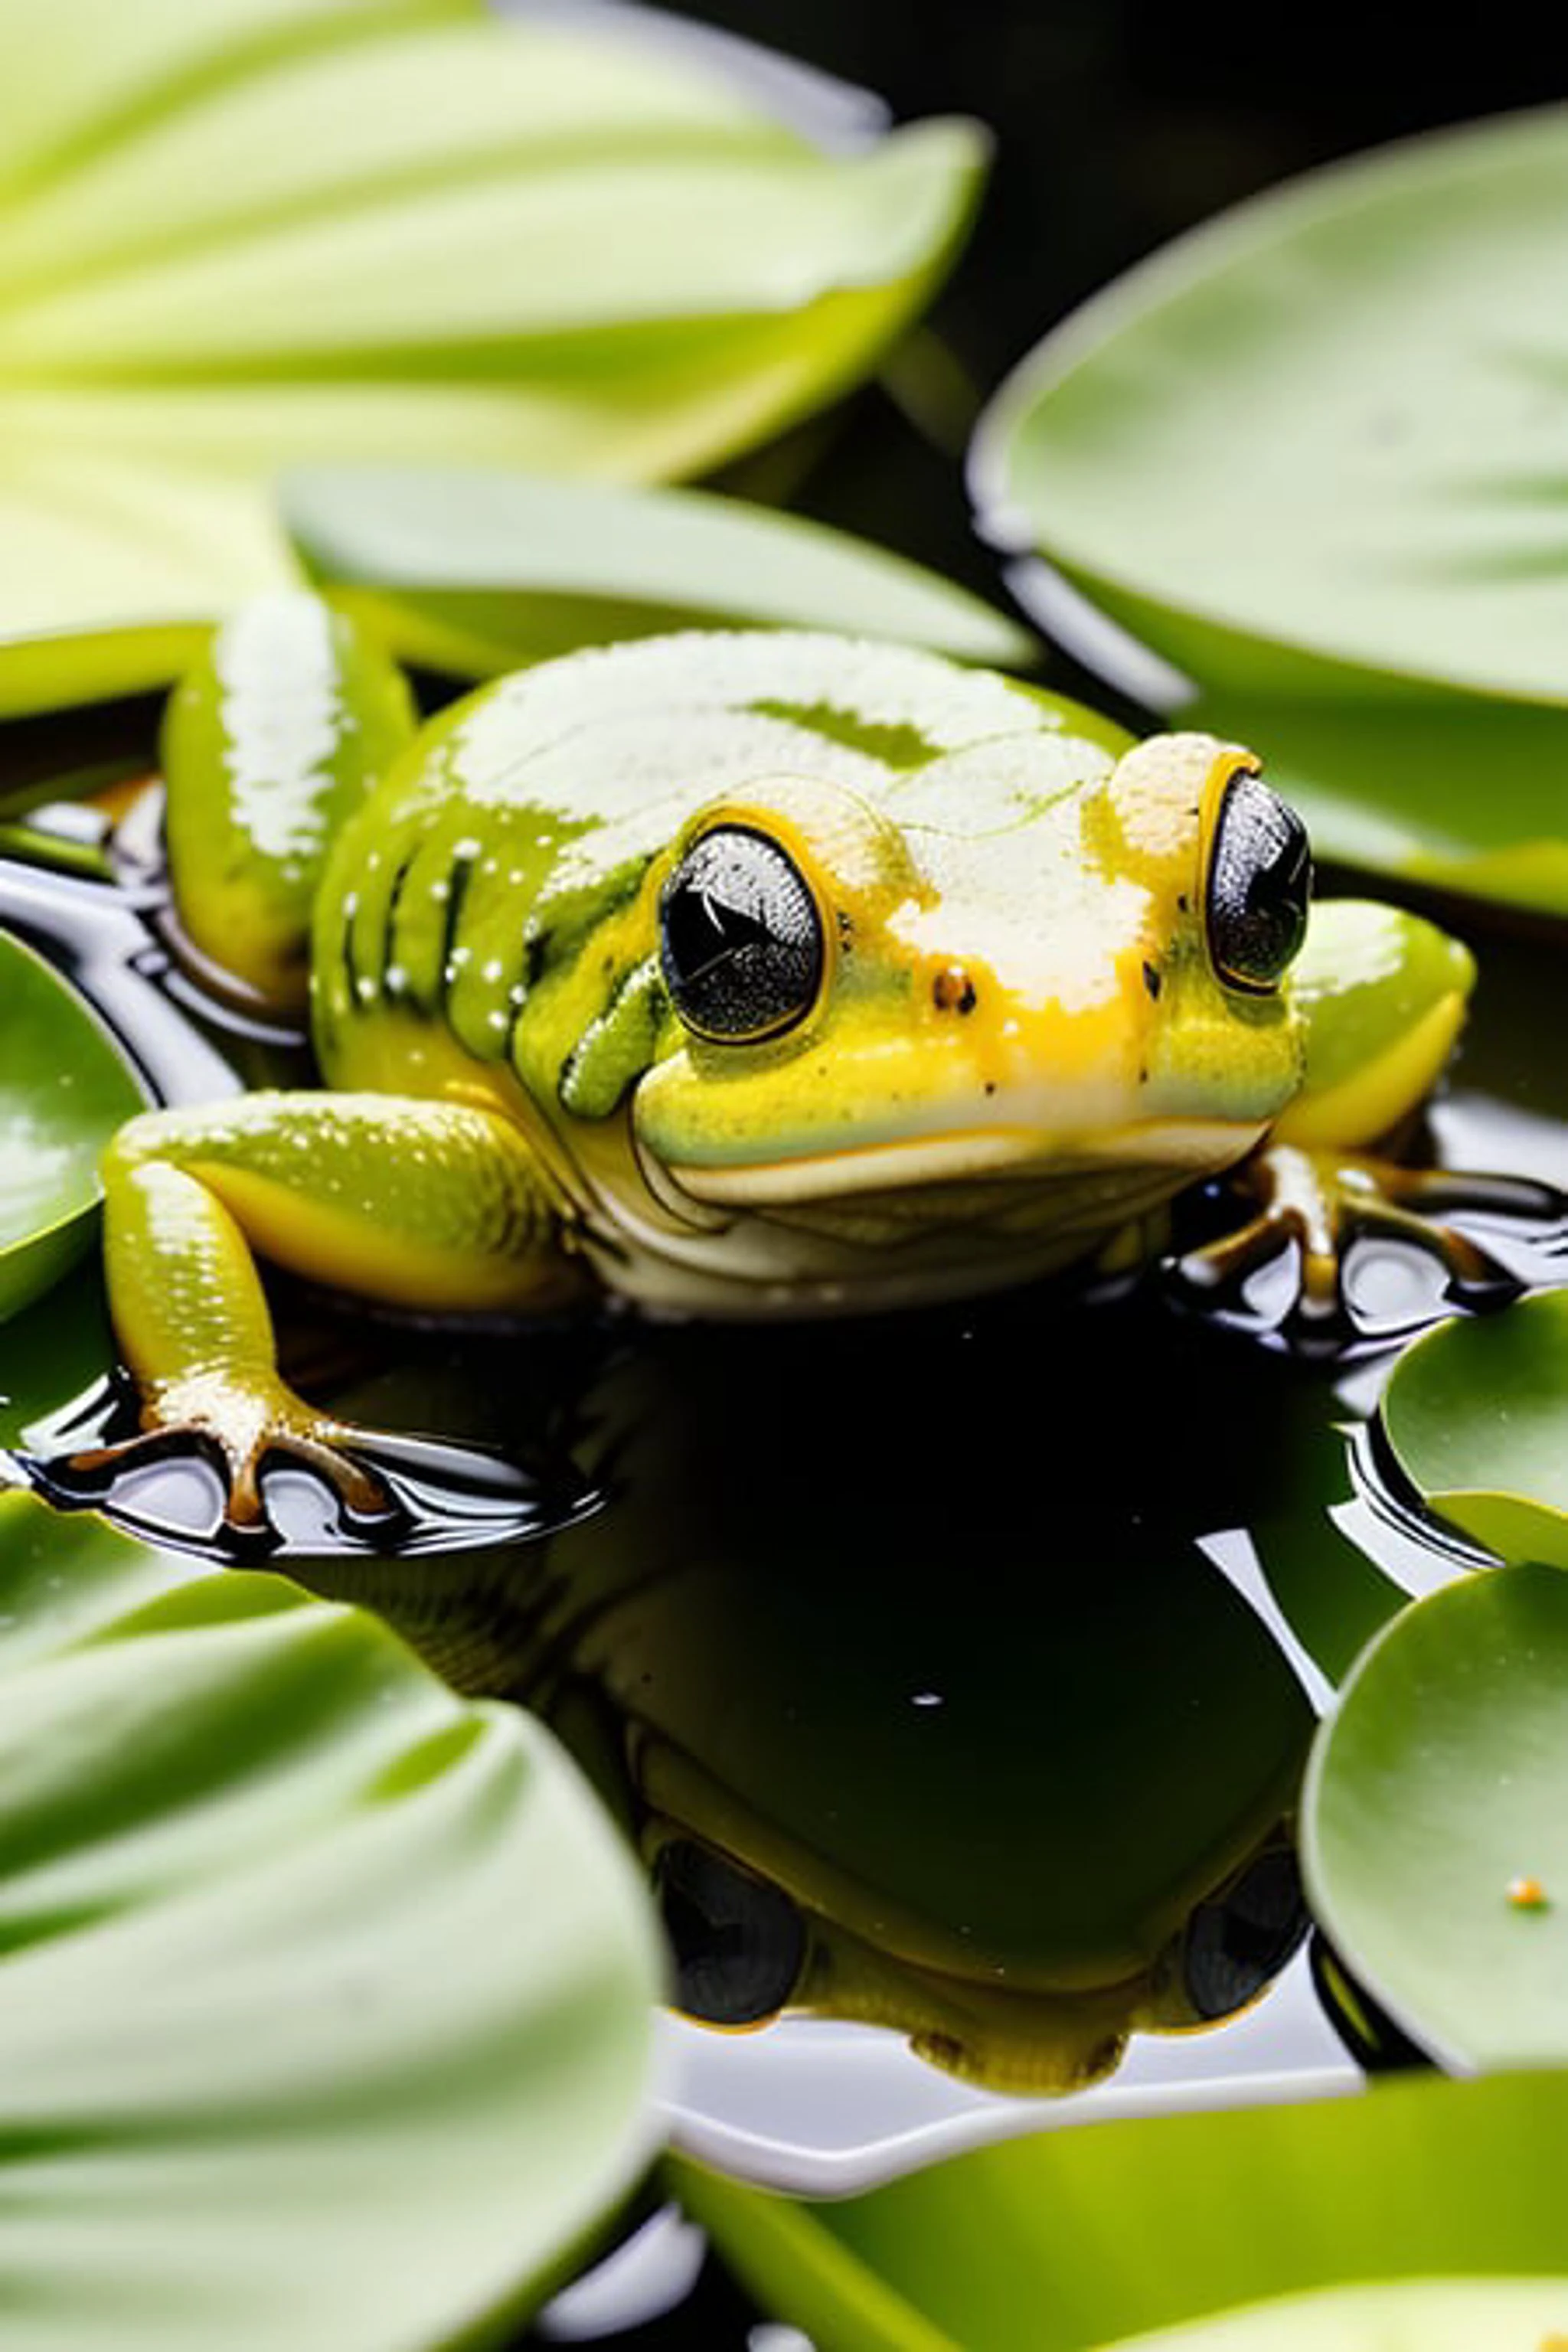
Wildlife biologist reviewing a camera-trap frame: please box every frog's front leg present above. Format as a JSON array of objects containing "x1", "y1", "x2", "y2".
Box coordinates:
[
  {"x1": 1171, "y1": 900, "x2": 1562, "y2": 1330},
  {"x1": 49, "y1": 1094, "x2": 578, "y2": 1533}
]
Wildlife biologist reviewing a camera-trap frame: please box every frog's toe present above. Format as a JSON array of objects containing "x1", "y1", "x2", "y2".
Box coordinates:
[
  {"x1": 240, "y1": 1423, "x2": 401, "y2": 1531},
  {"x1": 1167, "y1": 1142, "x2": 1539, "y2": 1341},
  {"x1": 1372, "y1": 1163, "x2": 1568, "y2": 1225},
  {"x1": 1170, "y1": 1209, "x2": 1310, "y2": 1305},
  {"x1": 24, "y1": 1395, "x2": 402, "y2": 1545},
  {"x1": 1169, "y1": 1141, "x2": 1346, "y2": 1321},
  {"x1": 20, "y1": 1426, "x2": 190, "y2": 1514},
  {"x1": 1333, "y1": 1194, "x2": 1527, "y2": 1312}
]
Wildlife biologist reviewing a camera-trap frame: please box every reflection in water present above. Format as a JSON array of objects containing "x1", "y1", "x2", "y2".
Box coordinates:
[
  {"x1": 1308, "y1": 1932, "x2": 1431, "y2": 2077},
  {"x1": 277, "y1": 1292, "x2": 1350, "y2": 2101}
]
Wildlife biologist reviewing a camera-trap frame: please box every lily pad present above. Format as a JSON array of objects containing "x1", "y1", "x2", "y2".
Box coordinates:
[
  {"x1": 1099, "y1": 2281, "x2": 1568, "y2": 2350},
  {"x1": 971, "y1": 106, "x2": 1568, "y2": 918},
  {"x1": 1380, "y1": 1292, "x2": 1568, "y2": 1566},
  {"x1": 0, "y1": 932, "x2": 145, "y2": 1321},
  {"x1": 1303, "y1": 1563, "x2": 1568, "y2": 2067},
  {"x1": 283, "y1": 462, "x2": 1035, "y2": 675},
  {"x1": 0, "y1": 0, "x2": 985, "y2": 716},
  {"x1": 673, "y1": 2069, "x2": 1568, "y2": 2350},
  {"x1": 0, "y1": 1491, "x2": 663, "y2": 2347}
]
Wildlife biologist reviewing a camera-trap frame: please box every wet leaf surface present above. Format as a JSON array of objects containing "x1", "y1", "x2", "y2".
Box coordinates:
[
  {"x1": 0, "y1": 0, "x2": 984, "y2": 715},
  {"x1": 1304, "y1": 1560, "x2": 1568, "y2": 2066},
  {"x1": 284, "y1": 461, "x2": 1034, "y2": 676},
  {"x1": 674, "y1": 2069, "x2": 1568, "y2": 2349},
  {"x1": 0, "y1": 1491, "x2": 663, "y2": 2348},
  {"x1": 0, "y1": 932, "x2": 145, "y2": 1321},
  {"x1": 1380, "y1": 1292, "x2": 1568, "y2": 1566},
  {"x1": 973, "y1": 106, "x2": 1568, "y2": 917}
]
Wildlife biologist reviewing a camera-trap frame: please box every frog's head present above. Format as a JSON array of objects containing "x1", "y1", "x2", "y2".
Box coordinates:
[{"x1": 630, "y1": 731, "x2": 1310, "y2": 1298}]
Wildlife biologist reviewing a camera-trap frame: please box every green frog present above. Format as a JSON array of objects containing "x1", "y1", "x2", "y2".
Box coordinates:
[{"x1": 64, "y1": 593, "x2": 1508, "y2": 1531}]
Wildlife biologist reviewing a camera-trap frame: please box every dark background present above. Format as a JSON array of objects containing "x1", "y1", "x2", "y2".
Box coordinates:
[
  {"x1": 688, "y1": 0, "x2": 1568, "y2": 377},
  {"x1": 680, "y1": 2, "x2": 1568, "y2": 628}
]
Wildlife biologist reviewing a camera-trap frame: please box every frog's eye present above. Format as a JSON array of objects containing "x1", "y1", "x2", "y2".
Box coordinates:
[
  {"x1": 1204, "y1": 772, "x2": 1312, "y2": 994},
  {"x1": 654, "y1": 1838, "x2": 807, "y2": 2026},
  {"x1": 660, "y1": 825, "x2": 825, "y2": 1042}
]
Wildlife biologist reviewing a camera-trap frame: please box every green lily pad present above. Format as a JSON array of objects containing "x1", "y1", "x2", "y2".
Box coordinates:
[
  {"x1": 0, "y1": 0, "x2": 985, "y2": 717},
  {"x1": 0, "y1": 933, "x2": 145, "y2": 1321},
  {"x1": 972, "y1": 106, "x2": 1568, "y2": 918},
  {"x1": 1380, "y1": 1292, "x2": 1568, "y2": 1566},
  {"x1": 283, "y1": 462, "x2": 1034, "y2": 676},
  {"x1": 1303, "y1": 1563, "x2": 1568, "y2": 2068},
  {"x1": 673, "y1": 2069, "x2": 1568, "y2": 2350},
  {"x1": 0, "y1": 1491, "x2": 663, "y2": 2346},
  {"x1": 1099, "y1": 2281, "x2": 1568, "y2": 2350}
]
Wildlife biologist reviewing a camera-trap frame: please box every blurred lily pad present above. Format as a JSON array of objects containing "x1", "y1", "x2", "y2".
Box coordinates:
[
  {"x1": 1381, "y1": 1292, "x2": 1568, "y2": 1566},
  {"x1": 0, "y1": 0, "x2": 985, "y2": 717},
  {"x1": 972, "y1": 106, "x2": 1568, "y2": 919},
  {"x1": 1303, "y1": 1563, "x2": 1568, "y2": 2067},
  {"x1": 0, "y1": 1491, "x2": 663, "y2": 2347},
  {"x1": 0, "y1": 932, "x2": 145, "y2": 1321},
  {"x1": 673, "y1": 2069, "x2": 1568, "y2": 2350},
  {"x1": 1099, "y1": 2281, "x2": 1568, "y2": 2350},
  {"x1": 284, "y1": 462, "x2": 1034, "y2": 675}
]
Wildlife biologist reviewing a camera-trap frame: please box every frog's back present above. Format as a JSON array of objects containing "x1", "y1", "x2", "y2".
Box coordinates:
[{"x1": 311, "y1": 630, "x2": 1125, "y2": 1104}]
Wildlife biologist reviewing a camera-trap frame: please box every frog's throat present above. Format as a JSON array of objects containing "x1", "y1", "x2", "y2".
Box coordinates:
[{"x1": 658, "y1": 1116, "x2": 1268, "y2": 1209}]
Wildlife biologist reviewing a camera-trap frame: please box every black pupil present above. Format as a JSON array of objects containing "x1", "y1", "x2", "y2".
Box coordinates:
[
  {"x1": 660, "y1": 825, "x2": 823, "y2": 1040},
  {"x1": 1206, "y1": 772, "x2": 1312, "y2": 992}
]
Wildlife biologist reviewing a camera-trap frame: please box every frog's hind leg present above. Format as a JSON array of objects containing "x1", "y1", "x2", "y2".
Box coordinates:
[{"x1": 47, "y1": 1093, "x2": 577, "y2": 1538}]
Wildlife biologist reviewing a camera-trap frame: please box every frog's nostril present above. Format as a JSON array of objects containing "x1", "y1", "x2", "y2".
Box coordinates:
[{"x1": 932, "y1": 966, "x2": 978, "y2": 1014}]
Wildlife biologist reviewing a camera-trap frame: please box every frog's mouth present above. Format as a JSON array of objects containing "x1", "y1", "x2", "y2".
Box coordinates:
[
  {"x1": 605, "y1": 1112, "x2": 1273, "y2": 1312},
  {"x1": 658, "y1": 1115, "x2": 1268, "y2": 1210}
]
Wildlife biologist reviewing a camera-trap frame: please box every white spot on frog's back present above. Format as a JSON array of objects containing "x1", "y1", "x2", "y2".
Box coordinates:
[
  {"x1": 452, "y1": 632, "x2": 1041, "y2": 773},
  {"x1": 455, "y1": 702, "x2": 884, "y2": 855},
  {"x1": 427, "y1": 633, "x2": 1072, "y2": 876},
  {"x1": 216, "y1": 593, "x2": 345, "y2": 865},
  {"x1": 884, "y1": 730, "x2": 1116, "y2": 835}
]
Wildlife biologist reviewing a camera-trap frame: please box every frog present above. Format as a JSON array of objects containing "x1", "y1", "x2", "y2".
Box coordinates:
[{"x1": 37, "y1": 591, "x2": 1534, "y2": 1537}]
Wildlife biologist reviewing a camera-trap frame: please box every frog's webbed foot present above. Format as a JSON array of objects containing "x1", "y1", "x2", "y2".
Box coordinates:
[
  {"x1": 25, "y1": 1377, "x2": 402, "y2": 1550},
  {"x1": 1167, "y1": 1144, "x2": 1560, "y2": 1342}
]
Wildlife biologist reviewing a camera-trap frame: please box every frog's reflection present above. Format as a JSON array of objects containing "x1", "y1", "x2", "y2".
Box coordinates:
[{"x1": 287, "y1": 1284, "x2": 1321, "y2": 2096}]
